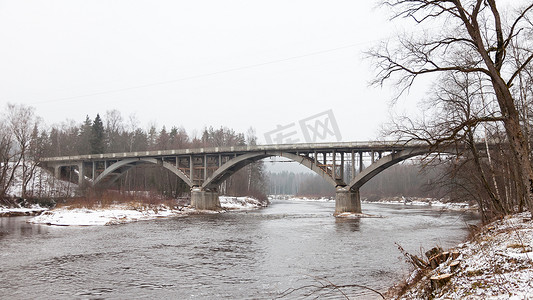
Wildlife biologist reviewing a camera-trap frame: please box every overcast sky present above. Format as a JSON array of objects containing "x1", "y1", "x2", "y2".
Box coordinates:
[{"x1": 0, "y1": 1, "x2": 425, "y2": 143}]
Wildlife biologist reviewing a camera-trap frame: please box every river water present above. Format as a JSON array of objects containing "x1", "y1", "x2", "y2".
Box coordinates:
[{"x1": 0, "y1": 199, "x2": 477, "y2": 299}]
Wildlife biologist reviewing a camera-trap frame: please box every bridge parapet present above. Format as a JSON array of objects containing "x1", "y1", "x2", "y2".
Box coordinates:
[{"x1": 40, "y1": 141, "x2": 428, "y2": 163}]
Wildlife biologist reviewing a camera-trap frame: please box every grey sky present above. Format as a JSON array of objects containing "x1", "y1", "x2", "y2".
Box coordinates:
[{"x1": 1, "y1": 1, "x2": 417, "y2": 143}]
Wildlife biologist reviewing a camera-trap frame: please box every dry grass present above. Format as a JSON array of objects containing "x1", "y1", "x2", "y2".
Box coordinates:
[
  {"x1": 386, "y1": 269, "x2": 428, "y2": 299},
  {"x1": 386, "y1": 243, "x2": 432, "y2": 299},
  {"x1": 507, "y1": 243, "x2": 526, "y2": 249},
  {"x1": 55, "y1": 190, "x2": 185, "y2": 210}
]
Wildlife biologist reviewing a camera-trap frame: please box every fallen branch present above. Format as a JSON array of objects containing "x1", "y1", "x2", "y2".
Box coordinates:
[{"x1": 276, "y1": 276, "x2": 385, "y2": 299}]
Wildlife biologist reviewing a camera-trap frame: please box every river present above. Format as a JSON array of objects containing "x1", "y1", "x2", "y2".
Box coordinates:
[{"x1": 0, "y1": 199, "x2": 477, "y2": 299}]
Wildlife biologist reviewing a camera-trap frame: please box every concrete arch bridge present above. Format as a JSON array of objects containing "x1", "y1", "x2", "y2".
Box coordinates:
[{"x1": 41, "y1": 142, "x2": 451, "y2": 215}]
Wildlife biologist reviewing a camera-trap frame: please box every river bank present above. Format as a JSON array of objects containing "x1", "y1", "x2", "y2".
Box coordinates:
[
  {"x1": 6, "y1": 196, "x2": 266, "y2": 226},
  {"x1": 364, "y1": 196, "x2": 475, "y2": 211},
  {"x1": 389, "y1": 212, "x2": 533, "y2": 299},
  {"x1": 272, "y1": 195, "x2": 476, "y2": 211},
  {"x1": 0, "y1": 205, "x2": 48, "y2": 217}
]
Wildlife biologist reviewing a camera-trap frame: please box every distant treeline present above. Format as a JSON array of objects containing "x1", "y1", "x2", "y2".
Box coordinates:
[
  {"x1": 267, "y1": 171, "x2": 335, "y2": 197},
  {"x1": 267, "y1": 163, "x2": 445, "y2": 200}
]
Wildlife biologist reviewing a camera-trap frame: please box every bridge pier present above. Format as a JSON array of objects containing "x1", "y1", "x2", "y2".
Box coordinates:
[
  {"x1": 78, "y1": 162, "x2": 85, "y2": 187},
  {"x1": 334, "y1": 187, "x2": 361, "y2": 215},
  {"x1": 53, "y1": 165, "x2": 60, "y2": 179},
  {"x1": 190, "y1": 187, "x2": 221, "y2": 210}
]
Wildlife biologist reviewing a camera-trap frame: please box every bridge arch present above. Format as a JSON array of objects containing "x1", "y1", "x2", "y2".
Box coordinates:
[
  {"x1": 201, "y1": 151, "x2": 337, "y2": 190},
  {"x1": 347, "y1": 148, "x2": 432, "y2": 190},
  {"x1": 93, "y1": 158, "x2": 193, "y2": 187},
  {"x1": 201, "y1": 147, "x2": 437, "y2": 194},
  {"x1": 90, "y1": 148, "x2": 438, "y2": 196}
]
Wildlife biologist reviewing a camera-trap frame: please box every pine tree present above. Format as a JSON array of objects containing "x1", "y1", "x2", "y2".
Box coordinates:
[
  {"x1": 78, "y1": 115, "x2": 92, "y2": 155},
  {"x1": 157, "y1": 126, "x2": 170, "y2": 149},
  {"x1": 91, "y1": 114, "x2": 105, "y2": 154}
]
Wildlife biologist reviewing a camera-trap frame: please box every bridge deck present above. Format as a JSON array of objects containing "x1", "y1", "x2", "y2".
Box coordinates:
[{"x1": 41, "y1": 141, "x2": 426, "y2": 162}]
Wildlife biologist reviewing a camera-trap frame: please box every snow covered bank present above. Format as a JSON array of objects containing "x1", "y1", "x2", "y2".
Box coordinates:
[
  {"x1": 269, "y1": 195, "x2": 473, "y2": 211},
  {"x1": 27, "y1": 196, "x2": 265, "y2": 226},
  {"x1": 392, "y1": 212, "x2": 533, "y2": 299},
  {"x1": 365, "y1": 196, "x2": 475, "y2": 211},
  {"x1": 268, "y1": 195, "x2": 334, "y2": 202},
  {"x1": 1, "y1": 164, "x2": 75, "y2": 216},
  {"x1": 28, "y1": 205, "x2": 189, "y2": 226},
  {"x1": 0, "y1": 205, "x2": 48, "y2": 216},
  {"x1": 288, "y1": 196, "x2": 333, "y2": 202},
  {"x1": 219, "y1": 196, "x2": 266, "y2": 210}
]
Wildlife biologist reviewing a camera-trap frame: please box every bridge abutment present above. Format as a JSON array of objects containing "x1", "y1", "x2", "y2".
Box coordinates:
[
  {"x1": 190, "y1": 188, "x2": 221, "y2": 210},
  {"x1": 334, "y1": 187, "x2": 361, "y2": 215}
]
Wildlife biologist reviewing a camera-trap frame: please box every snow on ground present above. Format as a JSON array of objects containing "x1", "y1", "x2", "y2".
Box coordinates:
[
  {"x1": 269, "y1": 195, "x2": 334, "y2": 202},
  {"x1": 365, "y1": 196, "x2": 475, "y2": 211},
  {"x1": 4, "y1": 163, "x2": 77, "y2": 198},
  {"x1": 28, "y1": 204, "x2": 190, "y2": 226},
  {"x1": 28, "y1": 196, "x2": 265, "y2": 226},
  {"x1": 287, "y1": 196, "x2": 334, "y2": 202},
  {"x1": 1, "y1": 162, "x2": 266, "y2": 225},
  {"x1": 394, "y1": 212, "x2": 533, "y2": 299},
  {"x1": 270, "y1": 195, "x2": 472, "y2": 210},
  {"x1": 219, "y1": 196, "x2": 266, "y2": 210}
]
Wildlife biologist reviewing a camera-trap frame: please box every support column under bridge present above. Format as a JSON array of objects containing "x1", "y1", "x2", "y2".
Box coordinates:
[
  {"x1": 190, "y1": 188, "x2": 221, "y2": 210},
  {"x1": 335, "y1": 187, "x2": 361, "y2": 215}
]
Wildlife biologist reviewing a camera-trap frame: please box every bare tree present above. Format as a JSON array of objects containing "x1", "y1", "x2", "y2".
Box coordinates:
[
  {"x1": 385, "y1": 70, "x2": 511, "y2": 218},
  {"x1": 169, "y1": 126, "x2": 189, "y2": 149},
  {"x1": 104, "y1": 109, "x2": 125, "y2": 152},
  {"x1": 126, "y1": 113, "x2": 140, "y2": 152},
  {"x1": 6, "y1": 104, "x2": 41, "y2": 198},
  {"x1": 370, "y1": 0, "x2": 533, "y2": 212},
  {"x1": 0, "y1": 120, "x2": 17, "y2": 203}
]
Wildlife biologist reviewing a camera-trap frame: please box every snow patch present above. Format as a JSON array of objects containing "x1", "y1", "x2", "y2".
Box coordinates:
[
  {"x1": 28, "y1": 204, "x2": 189, "y2": 226},
  {"x1": 219, "y1": 196, "x2": 266, "y2": 210},
  {"x1": 3, "y1": 163, "x2": 77, "y2": 199},
  {"x1": 268, "y1": 195, "x2": 334, "y2": 202},
  {"x1": 28, "y1": 196, "x2": 266, "y2": 226},
  {"x1": 365, "y1": 197, "x2": 474, "y2": 211}
]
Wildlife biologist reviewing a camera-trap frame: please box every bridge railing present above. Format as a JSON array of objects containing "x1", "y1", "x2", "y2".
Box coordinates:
[{"x1": 40, "y1": 141, "x2": 428, "y2": 162}]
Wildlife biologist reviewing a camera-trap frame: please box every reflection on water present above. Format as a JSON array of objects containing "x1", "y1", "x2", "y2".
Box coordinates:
[
  {"x1": 0, "y1": 216, "x2": 50, "y2": 239},
  {"x1": 334, "y1": 217, "x2": 361, "y2": 231},
  {"x1": 0, "y1": 200, "x2": 477, "y2": 299}
]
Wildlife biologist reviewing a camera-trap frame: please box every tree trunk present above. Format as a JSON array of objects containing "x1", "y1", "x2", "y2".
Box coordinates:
[
  {"x1": 463, "y1": 0, "x2": 533, "y2": 213},
  {"x1": 467, "y1": 129, "x2": 506, "y2": 215},
  {"x1": 497, "y1": 89, "x2": 533, "y2": 213}
]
